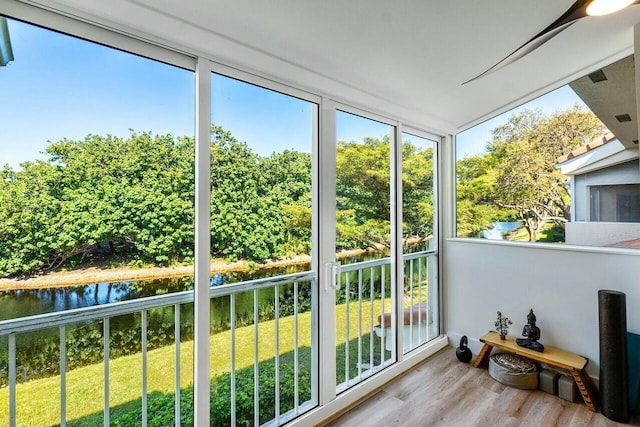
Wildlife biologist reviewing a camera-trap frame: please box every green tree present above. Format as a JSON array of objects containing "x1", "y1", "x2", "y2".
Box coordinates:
[
  {"x1": 402, "y1": 142, "x2": 435, "y2": 249},
  {"x1": 0, "y1": 124, "x2": 438, "y2": 277},
  {"x1": 0, "y1": 131, "x2": 195, "y2": 277},
  {"x1": 489, "y1": 106, "x2": 606, "y2": 241},
  {"x1": 209, "y1": 126, "x2": 313, "y2": 262},
  {"x1": 261, "y1": 149, "x2": 312, "y2": 255},
  {"x1": 335, "y1": 136, "x2": 436, "y2": 251},
  {"x1": 336, "y1": 136, "x2": 392, "y2": 251},
  {"x1": 456, "y1": 153, "x2": 512, "y2": 237}
]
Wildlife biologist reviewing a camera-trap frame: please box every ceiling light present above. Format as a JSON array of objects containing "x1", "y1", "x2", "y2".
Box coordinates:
[{"x1": 586, "y1": 0, "x2": 636, "y2": 16}]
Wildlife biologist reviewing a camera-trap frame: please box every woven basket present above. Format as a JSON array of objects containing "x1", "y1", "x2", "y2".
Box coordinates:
[{"x1": 488, "y1": 352, "x2": 539, "y2": 390}]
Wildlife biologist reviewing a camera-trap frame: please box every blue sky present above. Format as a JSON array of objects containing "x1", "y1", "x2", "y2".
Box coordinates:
[
  {"x1": 1, "y1": 19, "x2": 194, "y2": 169},
  {"x1": 211, "y1": 74, "x2": 315, "y2": 154},
  {"x1": 2, "y1": 17, "x2": 588, "y2": 170},
  {"x1": 337, "y1": 110, "x2": 391, "y2": 143},
  {"x1": 1, "y1": 18, "x2": 393, "y2": 170},
  {"x1": 455, "y1": 85, "x2": 589, "y2": 160}
]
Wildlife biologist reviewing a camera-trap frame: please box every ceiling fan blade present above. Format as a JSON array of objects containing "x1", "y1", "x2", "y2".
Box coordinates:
[
  {"x1": 463, "y1": 0, "x2": 591, "y2": 85},
  {"x1": 463, "y1": 21, "x2": 578, "y2": 84}
]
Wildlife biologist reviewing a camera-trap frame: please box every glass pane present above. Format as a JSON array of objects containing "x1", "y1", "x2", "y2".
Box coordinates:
[
  {"x1": 0, "y1": 18, "x2": 194, "y2": 427},
  {"x1": 210, "y1": 73, "x2": 317, "y2": 424},
  {"x1": 335, "y1": 112, "x2": 392, "y2": 262},
  {"x1": 401, "y1": 132, "x2": 438, "y2": 354},
  {"x1": 335, "y1": 111, "x2": 394, "y2": 391},
  {"x1": 455, "y1": 56, "x2": 640, "y2": 250},
  {"x1": 401, "y1": 133, "x2": 435, "y2": 253},
  {"x1": 589, "y1": 184, "x2": 640, "y2": 222}
]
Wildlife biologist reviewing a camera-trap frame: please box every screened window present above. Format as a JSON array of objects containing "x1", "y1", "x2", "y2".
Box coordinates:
[{"x1": 590, "y1": 184, "x2": 640, "y2": 222}]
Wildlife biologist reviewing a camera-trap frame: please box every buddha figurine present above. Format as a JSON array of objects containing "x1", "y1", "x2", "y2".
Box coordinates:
[{"x1": 516, "y1": 309, "x2": 544, "y2": 352}]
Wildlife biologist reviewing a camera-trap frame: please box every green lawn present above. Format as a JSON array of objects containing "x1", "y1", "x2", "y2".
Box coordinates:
[
  {"x1": 507, "y1": 222, "x2": 565, "y2": 243},
  {"x1": 0, "y1": 297, "x2": 395, "y2": 426}
]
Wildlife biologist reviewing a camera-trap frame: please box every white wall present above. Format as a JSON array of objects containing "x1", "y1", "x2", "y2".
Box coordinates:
[
  {"x1": 445, "y1": 238, "x2": 640, "y2": 378},
  {"x1": 566, "y1": 222, "x2": 640, "y2": 246}
]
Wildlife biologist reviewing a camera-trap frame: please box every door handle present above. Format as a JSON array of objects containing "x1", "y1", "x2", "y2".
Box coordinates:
[{"x1": 324, "y1": 261, "x2": 341, "y2": 292}]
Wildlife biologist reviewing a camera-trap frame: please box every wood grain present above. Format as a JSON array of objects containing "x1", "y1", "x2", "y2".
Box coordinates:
[
  {"x1": 321, "y1": 347, "x2": 639, "y2": 427},
  {"x1": 479, "y1": 332, "x2": 587, "y2": 371}
]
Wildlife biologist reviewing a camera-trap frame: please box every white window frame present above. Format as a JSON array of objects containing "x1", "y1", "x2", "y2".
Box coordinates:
[
  {"x1": 400, "y1": 126, "x2": 442, "y2": 348},
  {"x1": 0, "y1": 2, "x2": 448, "y2": 425}
]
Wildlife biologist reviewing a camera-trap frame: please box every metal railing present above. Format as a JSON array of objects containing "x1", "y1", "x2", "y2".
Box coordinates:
[
  {"x1": 336, "y1": 251, "x2": 439, "y2": 393},
  {"x1": 336, "y1": 250, "x2": 438, "y2": 392},
  {"x1": 0, "y1": 271, "x2": 317, "y2": 427},
  {"x1": 1, "y1": 251, "x2": 437, "y2": 426}
]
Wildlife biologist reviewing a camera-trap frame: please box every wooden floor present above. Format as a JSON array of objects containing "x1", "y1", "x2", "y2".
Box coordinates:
[{"x1": 323, "y1": 347, "x2": 640, "y2": 427}]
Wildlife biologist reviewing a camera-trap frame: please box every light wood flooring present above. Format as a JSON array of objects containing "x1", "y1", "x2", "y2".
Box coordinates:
[{"x1": 322, "y1": 347, "x2": 640, "y2": 427}]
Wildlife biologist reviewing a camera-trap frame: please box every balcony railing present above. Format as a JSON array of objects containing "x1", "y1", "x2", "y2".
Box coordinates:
[
  {"x1": 336, "y1": 250, "x2": 437, "y2": 392},
  {"x1": 0, "y1": 250, "x2": 437, "y2": 427}
]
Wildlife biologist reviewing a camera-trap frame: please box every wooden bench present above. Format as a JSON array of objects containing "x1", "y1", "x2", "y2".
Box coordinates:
[{"x1": 472, "y1": 332, "x2": 599, "y2": 412}]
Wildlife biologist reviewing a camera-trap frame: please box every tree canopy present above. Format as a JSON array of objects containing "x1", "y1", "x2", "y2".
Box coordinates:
[
  {"x1": 457, "y1": 106, "x2": 606, "y2": 241},
  {"x1": 0, "y1": 128, "x2": 435, "y2": 277}
]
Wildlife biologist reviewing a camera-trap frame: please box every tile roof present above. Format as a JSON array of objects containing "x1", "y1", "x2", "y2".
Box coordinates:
[
  {"x1": 607, "y1": 238, "x2": 640, "y2": 249},
  {"x1": 556, "y1": 132, "x2": 616, "y2": 164}
]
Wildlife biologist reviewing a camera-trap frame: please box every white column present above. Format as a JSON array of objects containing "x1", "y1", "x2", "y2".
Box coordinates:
[
  {"x1": 393, "y1": 124, "x2": 403, "y2": 359},
  {"x1": 440, "y1": 134, "x2": 455, "y2": 335},
  {"x1": 318, "y1": 97, "x2": 337, "y2": 404},
  {"x1": 194, "y1": 57, "x2": 212, "y2": 426}
]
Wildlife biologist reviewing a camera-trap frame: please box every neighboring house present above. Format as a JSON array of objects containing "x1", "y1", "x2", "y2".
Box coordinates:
[{"x1": 557, "y1": 133, "x2": 640, "y2": 247}]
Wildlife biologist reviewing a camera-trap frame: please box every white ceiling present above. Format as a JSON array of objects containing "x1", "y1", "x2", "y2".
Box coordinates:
[{"x1": 35, "y1": 0, "x2": 640, "y2": 134}]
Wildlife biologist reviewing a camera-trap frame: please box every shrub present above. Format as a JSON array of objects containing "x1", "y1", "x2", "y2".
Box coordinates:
[{"x1": 100, "y1": 352, "x2": 312, "y2": 427}]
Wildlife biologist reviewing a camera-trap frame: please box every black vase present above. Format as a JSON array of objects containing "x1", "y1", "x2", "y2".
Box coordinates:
[{"x1": 599, "y1": 290, "x2": 629, "y2": 423}]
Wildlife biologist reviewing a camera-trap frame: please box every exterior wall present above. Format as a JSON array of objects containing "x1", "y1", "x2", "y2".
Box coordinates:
[
  {"x1": 573, "y1": 160, "x2": 640, "y2": 221},
  {"x1": 444, "y1": 238, "x2": 640, "y2": 379},
  {"x1": 566, "y1": 222, "x2": 640, "y2": 246}
]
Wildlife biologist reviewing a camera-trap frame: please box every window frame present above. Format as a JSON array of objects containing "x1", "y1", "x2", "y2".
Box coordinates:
[{"x1": 0, "y1": 2, "x2": 446, "y2": 425}]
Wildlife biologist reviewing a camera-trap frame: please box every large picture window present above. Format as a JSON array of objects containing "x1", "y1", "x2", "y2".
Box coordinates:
[
  {"x1": 0, "y1": 16, "x2": 195, "y2": 427},
  {"x1": 590, "y1": 184, "x2": 640, "y2": 222},
  {"x1": 456, "y1": 55, "x2": 640, "y2": 249}
]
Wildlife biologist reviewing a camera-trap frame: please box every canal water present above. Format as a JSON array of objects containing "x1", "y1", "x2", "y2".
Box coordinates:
[
  {"x1": 479, "y1": 221, "x2": 521, "y2": 240},
  {"x1": 0, "y1": 263, "x2": 306, "y2": 322}
]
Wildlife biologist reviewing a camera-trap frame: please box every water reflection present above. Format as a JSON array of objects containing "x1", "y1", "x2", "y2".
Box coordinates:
[
  {"x1": 480, "y1": 221, "x2": 522, "y2": 240},
  {"x1": 0, "y1": 263, "x2": 308, "y2": 321}
]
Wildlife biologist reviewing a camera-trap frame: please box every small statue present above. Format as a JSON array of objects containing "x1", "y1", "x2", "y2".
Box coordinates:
[{"x1": 516, "y1": 309, "x2": 544, "y2": 352}]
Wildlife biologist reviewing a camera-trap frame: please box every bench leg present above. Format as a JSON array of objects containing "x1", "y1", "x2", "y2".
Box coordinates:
[
  {"x1": 472, "y1": 344, "x2": 493, "y2": 368},
  {"x1": 571, "y1": 369, "x2": 599, "y2": 412}
]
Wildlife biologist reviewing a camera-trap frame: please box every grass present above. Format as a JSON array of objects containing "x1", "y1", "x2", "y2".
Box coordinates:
[
  {"x1": 0, "y1": 295, "x2": 402, "y2": 427},
  {"x1": 507, "y1": 222, "x2": 565, "y2": 243}
]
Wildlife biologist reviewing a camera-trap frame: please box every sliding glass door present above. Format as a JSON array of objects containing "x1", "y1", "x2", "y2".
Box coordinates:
[
  {"x1": 334, "y1": 109, "x2": 396, "y2": 392},
  {"x1": 207, "y1": 69, "x2": 319, "y2": 425}
]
